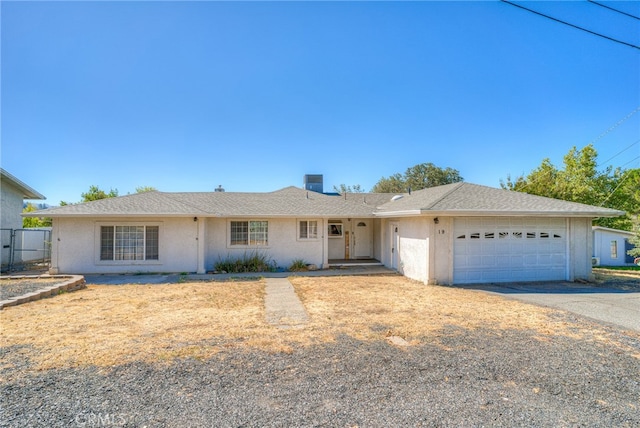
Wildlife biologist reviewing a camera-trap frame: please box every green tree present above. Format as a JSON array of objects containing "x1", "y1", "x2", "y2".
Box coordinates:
[
  {"x1": 81, "y1": 185, "x2": 118, "y2": 202},
  {"x1": 332, "y1": 184, "x2": 365, "y2": 193},
  {"x1": 135, "y1": 186, "x2": 157, "y2": 193},
  {"x1": 371, "y1": 163, "x2": 463, "y2": 193},
  {"x1": 628, "y1": 214, "x2": 640, "y2": 262},
  {"x1": 22, "y1": 203, "x2": 52, "y2": 228},
  {"x1": 500, "y1": 145, "x2": 639, "y2": 230}
]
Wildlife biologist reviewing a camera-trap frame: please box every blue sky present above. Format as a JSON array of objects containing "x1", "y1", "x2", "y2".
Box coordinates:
[{"x1": 2, "y1": 1, "x2": 639, "y2": 205}]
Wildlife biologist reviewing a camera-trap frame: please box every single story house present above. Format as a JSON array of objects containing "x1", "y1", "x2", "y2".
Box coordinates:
[
  {"x1": 26, "y1": 182, "x2": 624, "y2": 284},
  {"x1": 1, "y1": 168, "x2": 46, "y2": 270},
  {"x1": 592, "y1": 226, "x2": 637, "y2": 267}
]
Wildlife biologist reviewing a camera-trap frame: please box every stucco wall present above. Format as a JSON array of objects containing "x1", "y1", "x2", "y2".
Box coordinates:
[
  {"x1": 397, "y1": 217, "x2": 429, "y2": 283},
  {"x1": 372, "y1": 218, "x2": 382, "y2": 261},
  {"x1": 433, "y1": 217, "x2": 453, "y2": 285},
  {"x1": 204, "y1": 217, "x2": 325, "y2": 271},
  {"x1": 51, "y1": 217, "x2": 200, "y2": 274},
  {"x1": 1, "y1": 181, "x2": 24, "y2": 230},
  {"x1": 568, "y1": 218, "x2": 593, "y2": 281},
  {"x1": 593, "y1": 229, "x2": 634, "y2": 267}
]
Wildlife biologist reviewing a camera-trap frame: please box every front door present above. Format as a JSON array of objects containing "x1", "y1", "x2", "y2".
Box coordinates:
[{"x1": 353, "y1": 221, "x2": 371, "y2": 259}]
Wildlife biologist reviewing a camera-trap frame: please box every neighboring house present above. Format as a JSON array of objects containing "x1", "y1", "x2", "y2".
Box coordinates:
[
  {"x1": 1, "y1": 168, "x2": 46, "y2": 269},
  {"x1": 592, "y1": 226, "x2": 637, "y2": 267},
  {"x1": 25, "y1": 182, "x2": 624, "y2": 284}
]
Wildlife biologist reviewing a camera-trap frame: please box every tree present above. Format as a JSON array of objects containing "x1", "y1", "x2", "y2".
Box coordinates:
[
  {"x1": 81, "y1": 185, "x2": 118, "y2": 202},
  {"x1": 60, "y1": 185, "x2": 119, "y2": 206},
  {"x1": 628, "y1": 214, "x2": 640, "y2": 262},
  {"x1": 500, "y1": 144, "x2": 639, "y2": 230},
  {"x1": 135, "y1": 186, "x2": 157, "y2": 193},
  {"x1": 22, "y1": 203, "x2": 52, "y2": 228},
  {"x1": 333, "y1": 184, "x2": 365, "y2": 193},
  {"x1": 371, "y1": 163, "x2": 463, "y2": 193}
]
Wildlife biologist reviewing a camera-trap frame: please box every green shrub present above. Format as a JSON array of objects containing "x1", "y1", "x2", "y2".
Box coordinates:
[
  {"x1": 289, "y1": 258, "x2": 308, "y2": 272},
  {"x1": 214, "y1": 251, "x2": 277, "y2": 273}
]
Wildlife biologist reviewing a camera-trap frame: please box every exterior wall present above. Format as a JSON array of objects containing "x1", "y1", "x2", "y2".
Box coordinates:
[
  {"x1": 433, "y1": 217, "x2": 453, "y2": 284},
  {"x1": 396, "y1": 217, "x2": 429, "y2": 283},
  {"x1": 372, "y1": 218, "x2": 383, "y2": 262},
  {"x1": 1, "y1": 181, "x2": 24, "y2": 230},
  {"x1": 568, "y1": 218, "x2": 593, "y2": 281},
  {"x1": 1, "y1": 182, "x2": 25, "y2": 268},
  {"x1": 51, "y1": 217, "x2": 200, "y2": 274},
  {"x1": 593, "y1": 229, "x2": 635, "y2": 266},
  {"x1": 204, "y1": 217, "x2": 325, "y2": 271}
]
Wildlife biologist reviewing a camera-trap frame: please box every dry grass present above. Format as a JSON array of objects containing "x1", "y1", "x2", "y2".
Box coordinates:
[
  {"x1": 291, "y1": 276, "x2": 607, "y2": 342},
  {"x1": 1, "y1": 275, "x2": 638, "y2": 371}
]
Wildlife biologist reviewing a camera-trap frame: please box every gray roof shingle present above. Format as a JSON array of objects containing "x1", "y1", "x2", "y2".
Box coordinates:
[
  {"x1": 26, "y1": 183, "x2": 624, "y2": 219},
  {"x1": 376, "y1": 182, "x2": 624, "y2": 217}
]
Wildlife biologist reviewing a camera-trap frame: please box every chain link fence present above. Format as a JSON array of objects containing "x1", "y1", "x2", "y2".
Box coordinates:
[{"x1": 0, "y1": 228, "x2": 51, "y2": 273}]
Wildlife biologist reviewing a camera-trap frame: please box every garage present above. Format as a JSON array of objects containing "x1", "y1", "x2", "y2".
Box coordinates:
[{"x1": 453, "y1": 217, "x2": 567, "y2": 284}]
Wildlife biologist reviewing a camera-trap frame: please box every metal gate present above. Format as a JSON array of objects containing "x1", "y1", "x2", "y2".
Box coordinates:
[{"x1": 0, "y1": 228, "x2": 51, "y2": 273}]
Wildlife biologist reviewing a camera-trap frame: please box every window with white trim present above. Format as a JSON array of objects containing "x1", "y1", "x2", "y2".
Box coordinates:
[
  {"x1": 610, "y1": 240, "x2": 618, "y2": 258},
  {"x1": 230, "y1": 220, "x2": 268, "y2": 246},
  {"x1": 100, "y1": 225, "x2": 159, "y2": 261},
  {"x1": 299, "y1": 220, "x2": 318, "y2": 240}
]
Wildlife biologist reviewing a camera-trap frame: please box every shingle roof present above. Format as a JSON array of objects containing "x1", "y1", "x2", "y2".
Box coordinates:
[
  {"x1": 26, "y1": 183, "x2": 624, "y2": 219},
  {"x1": 375, "y1": 182, "x2": 624, "y2": 217},
  {"x1": 27, "y1": 187, "x2": 383, "y2": 218}
]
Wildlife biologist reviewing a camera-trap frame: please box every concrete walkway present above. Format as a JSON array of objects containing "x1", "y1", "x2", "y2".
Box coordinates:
[{"x1": 264, "y1": 278, "x2": 309, "y2": 329}]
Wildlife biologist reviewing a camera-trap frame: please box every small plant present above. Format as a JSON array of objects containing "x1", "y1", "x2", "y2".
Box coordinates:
[
  {"x1": 289, "y1": 259, "x2": 308, "y2": 272},
  {"x1": 214, "y1": 250, "x2": 277, "y2": 273}
]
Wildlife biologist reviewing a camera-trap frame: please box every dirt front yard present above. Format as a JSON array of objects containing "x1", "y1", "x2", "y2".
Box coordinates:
[{"x1": 1, "y1": 274, "x2": 639, "y2": 427}]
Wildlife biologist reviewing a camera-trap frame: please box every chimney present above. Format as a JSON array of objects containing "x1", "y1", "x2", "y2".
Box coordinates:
[{"x1": 303, "y1": 174, "x2": 323, "y2": 193}]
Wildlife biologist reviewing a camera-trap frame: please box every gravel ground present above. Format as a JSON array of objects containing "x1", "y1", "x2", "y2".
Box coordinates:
[
  {"x1": 0, "y1": 278, "x2": 63, "y2": 301},
  {"x1": 2, "y1": 273, "x2": 639, "y2": 427},
  {"x1": 2, "y1": 322, "x2": 639, "y2": 427}
]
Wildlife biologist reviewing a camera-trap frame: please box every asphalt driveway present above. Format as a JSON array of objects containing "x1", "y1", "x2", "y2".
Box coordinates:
[{"x1": 460, "y1": 281, "x2": 640, "y2": 332}]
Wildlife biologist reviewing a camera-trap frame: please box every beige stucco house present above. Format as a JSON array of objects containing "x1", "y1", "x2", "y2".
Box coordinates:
[{"x1": 26, "y1": 182, "x2": 623, "y2": 284}]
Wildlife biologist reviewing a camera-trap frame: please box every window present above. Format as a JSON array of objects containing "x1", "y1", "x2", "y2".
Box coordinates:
[
  {"x1": 328, "y1": 223, "x2": 343, "y2": 237},
  {"x1": 299, "y1": 220, "x2": 318, "y2": 239},
  {"x1": 100, "y1": 225, "x2": 159, "y2": 261},
  {"x1": 230, "y1": 221, "x2": 268, "y2": 246},
  {"x1": 610, "y1": 240, "x2": 618, "y2": 259}
]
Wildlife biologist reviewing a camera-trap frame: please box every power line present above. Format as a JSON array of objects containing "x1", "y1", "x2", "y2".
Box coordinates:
[
  {"x1": 600, "y1": 139, "x2": 640, "y2": 166},
  {"x1": 500, "y1": 0, "x2": 640, "y2": 50},
  {"x1": 590, "y1": 106, "x2": 640, "y2": 146},
  {"x1": 588, "y1": 0, "x2": 640, "y2": 21},
  {"x1": 599, "y1": 161, "x2": 640, "y2": 206},
  {"x1": 620, "y1": 155, "x2": 640, "y2": 169}
]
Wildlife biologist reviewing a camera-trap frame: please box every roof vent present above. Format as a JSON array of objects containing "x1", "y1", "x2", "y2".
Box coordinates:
[{"x1": 214, "y1": 185, "x2": 225, "y2": 192}]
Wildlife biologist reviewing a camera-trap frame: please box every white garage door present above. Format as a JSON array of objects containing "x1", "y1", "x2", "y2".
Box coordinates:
[{"x1": 453, "y1": 218, "x2": 567, "y2": 284}]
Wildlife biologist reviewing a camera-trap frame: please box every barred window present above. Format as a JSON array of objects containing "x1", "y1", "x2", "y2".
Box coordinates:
[
  {"x1": 100, "y1": 225, "x2": 159, "y2": 261},
  {"x1": 299, "y1": 220, "x2": 318, "y2": 239},
  {"x1": 230, "y1": 221, "x2": 268, "y2": 246}
]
